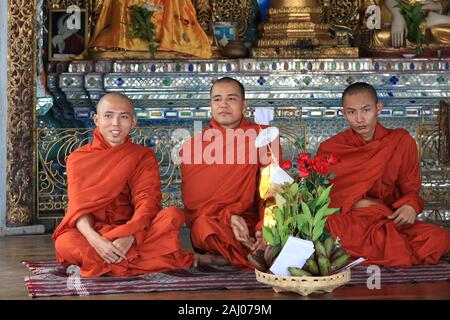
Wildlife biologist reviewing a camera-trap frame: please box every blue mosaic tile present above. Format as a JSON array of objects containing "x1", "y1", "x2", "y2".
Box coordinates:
[{"x1": 116, "y1": 77, "x2": 124, "y2": 86}]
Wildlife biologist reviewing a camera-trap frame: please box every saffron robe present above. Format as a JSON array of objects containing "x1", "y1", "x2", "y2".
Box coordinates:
[
  {"x1": 317, "y1": 122, "x2": 450, "y2": 266},
  {"x1": 53, "y1": 128, "x2": 192, "y2": 277},
  {"x1": 179, "y1": 117, "x2": 279, "y2": 269}
]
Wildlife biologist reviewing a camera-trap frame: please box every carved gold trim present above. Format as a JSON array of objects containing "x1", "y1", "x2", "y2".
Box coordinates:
[
  {"x1": 6, "y1": 0, "x2": 37, "y2": 226},
  {"x1": 267, "y1": 6, "x2": 322, "y2": 16},
  {"x1": 251, "y1": 47, "x2": 359, "y2": 58}
]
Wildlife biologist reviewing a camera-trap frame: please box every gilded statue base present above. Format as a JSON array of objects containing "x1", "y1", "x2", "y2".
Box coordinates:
[
  {"x1": 363, "y1": 46, "x2": 450, "y2": 58},
  {"x1": 88, "y1": 48, "x2": 223, "y2": 60},
  {"x1": 251, "y1": 47, "x2": 359, "y2": 59}
]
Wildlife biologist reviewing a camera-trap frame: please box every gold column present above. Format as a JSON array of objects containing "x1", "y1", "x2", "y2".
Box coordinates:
[{"x1": 6, "y1": 0, "x2": 36, "y2": 226}]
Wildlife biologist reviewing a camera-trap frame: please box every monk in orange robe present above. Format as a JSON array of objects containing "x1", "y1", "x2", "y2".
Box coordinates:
[
  {"x1": 178, "y1": 77, "x2": 280, "y2": 269},
  {"x1": 317, "y1": 82, "x2": 450, "y2": 267},
  {"x1": 53, "y1": 93, "x2": 211, "y2": 277}
]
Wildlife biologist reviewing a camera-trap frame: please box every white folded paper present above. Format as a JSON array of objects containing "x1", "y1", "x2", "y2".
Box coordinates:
[
  {"x1": 270, "y1": 166, "x2": 294, "y2": 185},
  {"x1": 254, "y1": 107, "x2": 274, "y2": 126},
  {"x1": 269, "y1": 236, "x2": 315, "y2": 276}
]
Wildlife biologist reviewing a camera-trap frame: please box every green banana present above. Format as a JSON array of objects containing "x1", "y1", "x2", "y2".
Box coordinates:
[
  {"x1": 324, "y1": 236, "x2": 334, "y2": 258},
  {"x1": 317, "y1": 254, "x2": 330, "y2": 276},
  {"x1": 288, "y1": 267, "x2": 312, "y2": 277},
  {"x1": 304, "y1": 258, "x2": 320, "y2": 276},
  {"x1": 330, "y1": 253, "x2": 350, "y2": 273},
  {"x1": 314, "y1": 240, "x2": 327, "y2": 257},
  {"x1": 330, "y1": 248, "x2": 344, "y2": 262}
]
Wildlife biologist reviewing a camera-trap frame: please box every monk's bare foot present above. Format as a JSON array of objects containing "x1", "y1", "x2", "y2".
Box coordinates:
[{"x1": 193, "y1": 253, "x2": 230, "y2": 267}]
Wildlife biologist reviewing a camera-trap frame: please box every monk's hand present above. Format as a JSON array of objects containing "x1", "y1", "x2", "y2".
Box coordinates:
[
  {"x1": 230, "y1": 215, "x2": 254, "y2": 249},
  {"x1": 251, "y1": 231, "x2": 265, "y2": 252},
  {"x1": 89, "y1": 235, "x2": 123, "y2": 264},
  {"x1": 112, "y1": 235, "x2": 135, "y2": 264},
  {"x1": 388, "y1": 205, "x2": 417, "y2": 228}
]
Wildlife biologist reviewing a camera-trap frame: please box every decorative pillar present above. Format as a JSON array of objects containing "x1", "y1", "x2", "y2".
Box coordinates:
[{"x1": 6, "y1": 0, "x2": 36, "y2": 227}]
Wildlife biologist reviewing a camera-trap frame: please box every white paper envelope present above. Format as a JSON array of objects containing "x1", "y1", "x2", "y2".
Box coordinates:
[
  {"x1": 254, "y1": 107, "x2": 274, "y2": 126},
  {"x1": 269, "y1": 236, "x2": 315, "y2": 276},
  {"x1": 270, "y1": 166, "x2": 294, "y2": 185}
]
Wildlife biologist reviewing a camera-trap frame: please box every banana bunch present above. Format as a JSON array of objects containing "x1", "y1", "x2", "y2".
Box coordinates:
[{"x1": 288, "y1": 235, "x2": 350, "y2": 277}]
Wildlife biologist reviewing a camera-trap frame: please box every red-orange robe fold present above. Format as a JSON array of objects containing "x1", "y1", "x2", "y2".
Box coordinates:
[
  {"x1": 53, "y1": 128, "x2": 192, "y2": 277},
  {"x1": 317, "y1": 122, "x2": 450, "y2": 266},
  {"x1": 180, "y1": 117, "x2": 278, "y2": 269}
]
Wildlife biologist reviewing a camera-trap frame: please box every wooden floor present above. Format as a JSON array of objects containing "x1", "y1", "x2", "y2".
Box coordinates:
[{"x1": 0, "y1": 234, "x2": 449, "y2": 300}]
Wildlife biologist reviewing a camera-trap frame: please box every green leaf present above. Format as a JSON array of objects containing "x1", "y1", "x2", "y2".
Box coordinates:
[
  {"x1": 316, "y1": 184, "x2": 333, "y2": 207},
  {"x1": 263, "y1": 226, "x2": 276, "y2": 245},
  {"x1": 290, "y1": 183, "x2": 299, "y2": 198},
  {"x1": 313, "y1": 206, "x2": 324, "y2": 227},
  {"x1": 274, "y1": 208, "x2": 284, "y2": 227},
  {"x1": 312, "y1": 218, "x2": 327, "y2": 242},
  {"x1": 323, "y1": 207, "x2": 340, "y2": 217},
  {"x1": 307, "y1": 198, "x2": 317, "y2": 214},
  {"x1": 294, "y1": 213, "x2": 309, "y2": 230},
  {"x1": 327, "y1": 173, "x2": 336, "y2": 180},
  {"x1": 300, "y1": 200, "x2": 312, "y2": 221}
]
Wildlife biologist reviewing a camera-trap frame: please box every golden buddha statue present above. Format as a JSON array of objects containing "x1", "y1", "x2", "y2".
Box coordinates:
[
  {"x1": 82, "y1": 0, "x2": 212, "y2": 59},
  {"x1": 367, "y1": 0, "x2": 450, "y2": 53},
  {"x1": 251, "y1": 0, "x2": 359, "y2": 58}
]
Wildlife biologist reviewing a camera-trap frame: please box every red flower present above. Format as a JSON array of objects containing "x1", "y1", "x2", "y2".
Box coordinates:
[
  {"x1": 298, "y1": 152, "x2": 311, "y2": 163},
  {"x1": 280, "y1": 159, "x2": 292, "y2": 170},
  {"x1": 327, "y1": 153, "x2": 341, "y2": 165},
  {"x1": 299, "y1": 167, "x2": 310, "y2": 178},
  {"x1": 312, "y1": 156, "x2": 330, "y2": 175},
  {"x1": 296, "y1": 152, "x2": 312, "y2": 169}
]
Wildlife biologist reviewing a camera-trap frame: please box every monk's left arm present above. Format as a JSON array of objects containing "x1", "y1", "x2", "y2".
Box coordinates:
[{"x1": 392, "y1": 135, "x2": 424, "y2": 215}]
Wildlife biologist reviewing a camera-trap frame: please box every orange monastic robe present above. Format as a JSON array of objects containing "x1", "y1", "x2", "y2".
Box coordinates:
[
  {"x1": 179, "y1": 118, "x2": 277, "y2": 269},
  {"x1": 53, "y1": 128, "x2": 192, "y2": 277},
  {"x1": 317, "y1": 122, "x2": 450, "y2": 266}
]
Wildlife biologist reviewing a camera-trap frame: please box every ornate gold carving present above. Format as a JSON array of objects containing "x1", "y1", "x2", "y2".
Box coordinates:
[
  {"x1": 7, "y1": 0, "x2": 36, "y2": 226},
  {"x1": 268, "y1": 7, "x2": 322, "y2": 15},
  {"x1": 48, "y1": 0, "x2": 84, "y2": 9},
  {"x1": 251, "y1": 46, "x2": 359, "y2": 58},
  {"x1": 194, "y1": 0, "x2": 213, "y2": 34},
  {"x1": 194, "y1": 0, "x2": 252, "y2": 39},
  {"x1": 322, "y1": 0, "x2": 360, "y2": 30}
]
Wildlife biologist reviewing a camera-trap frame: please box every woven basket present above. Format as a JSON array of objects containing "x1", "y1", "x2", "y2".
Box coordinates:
[{"x1": 255, "y1": 269, "x2": 351, "y2": 296}]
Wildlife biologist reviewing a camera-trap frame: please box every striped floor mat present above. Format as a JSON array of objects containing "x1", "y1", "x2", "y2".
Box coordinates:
[{"x1": 23, "y1": 255, "x2": 450, "y2": 298}]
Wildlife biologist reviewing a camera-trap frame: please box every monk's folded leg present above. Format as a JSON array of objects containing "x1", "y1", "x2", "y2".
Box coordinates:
[
  {"x1": 402, "y1": 221, "x2": 450, "y2": 264},
  {"x1": 189, "y1": 215, "x2": 252, "y2": 269},
  {"x1": 54, "y1": 229, "x2": 110, "y2": 277},
  {"x1": 327, "y1": 207, "x2": 416, "y2": 266},
  {"x1": 125, "y1": 207, "x2": 193, "y2": 275}
]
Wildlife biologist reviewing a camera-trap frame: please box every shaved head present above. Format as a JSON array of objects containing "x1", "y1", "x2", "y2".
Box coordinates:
[
  {"x1": 97, "y1": 93, "x2": 134, "y2": 113},
  {"x1": 93, "y1": 93, "x2": 137, "y2": 147}
]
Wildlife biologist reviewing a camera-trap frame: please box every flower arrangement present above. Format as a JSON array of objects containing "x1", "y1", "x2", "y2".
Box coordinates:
[
  {"x1": 253, "y1": 139, "x2": 350, "y2": 277},
  {"x1": 395, "y1": 0, "x2": 425, "y2": 55},
  {"x1": 127, "y1": 2, "x2": 163, "y2": 58}
]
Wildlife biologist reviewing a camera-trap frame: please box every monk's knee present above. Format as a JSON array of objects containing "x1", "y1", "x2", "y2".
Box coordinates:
[
  {"x1": 54, "y1": 230, "x2": 86, "y2": 264},
  {"x1": 189, "y1": 216, "x2": 215, "y2": 235},
  {"x1": 156, "y1": 206, "x2": 185, "y2": 229}
]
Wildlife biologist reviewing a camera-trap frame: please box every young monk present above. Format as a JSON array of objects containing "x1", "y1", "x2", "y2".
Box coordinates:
[
  {"x1": 317, "y1": 82, "x2": 450, "y2": 267},
  {"x1": 53, "y1": 93, "x2": 212, "y2": 277},
  {"x1": 178, "y1": 77, "x2": 280, "y2": 269}
]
